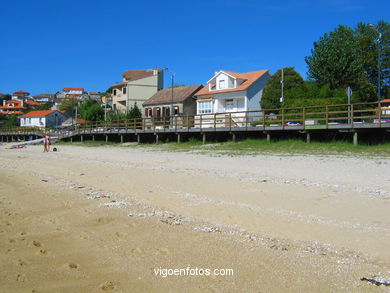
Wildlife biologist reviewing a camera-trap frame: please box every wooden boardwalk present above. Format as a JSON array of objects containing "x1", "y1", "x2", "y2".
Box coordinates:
[{"x1": 1, "y1": 102, "x2": 390, "y2": 145}]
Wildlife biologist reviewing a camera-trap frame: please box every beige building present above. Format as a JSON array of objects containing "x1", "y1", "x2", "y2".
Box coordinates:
[{"x1": 111, "y1": 69, "x2": 164, "y2": 111}]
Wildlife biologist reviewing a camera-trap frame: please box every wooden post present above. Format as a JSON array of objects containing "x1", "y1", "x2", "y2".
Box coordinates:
[
  {"x1": 302, "y1": 107, "x2": 306, "y2": 129},
  {"x1": 105, "y1": 135, "x2": 108, "y2": 142},
  {"x1": 202, "y1": 133, "x2": 206, "y2": 144},
  {"x1": 232, "y1": 133, "x2": 236, "y2": 142},
  {"x1": 266, "y1": 133, "x2": 271, "y2": 143},
  {"x1": 137, "y1": 134, "x2": 140, "y2": 143},
  {"x1": 92, "y1": 135, "x2": 95, "y2": 141},
  {"x1": 155, "y1": 133, "x2": 159, "y2": 144},
  {"x1": 325, "y1": 105, "x2": 329, "y2": 128},
  {"x1": 353, "y1": 132, "x2": 358, "y2": 146},
  {"x1": 80, "y1": 135, "x2": 83, "y2": 142},
  {"x1": 120, "y1": 135, "x2": 123, "y2": 143},
  {"x1": 281, "y1": 108, "x2": 285, "y2": 129},
  {"x1": 177, "y1": 133, "x2": 181, "y2": 144},
  {"x1": 70, "y1": 137, "x2": 73, "y2": 143},
  {"x1": 306, "y1": 132, "x2": 311, "y2": 144}
]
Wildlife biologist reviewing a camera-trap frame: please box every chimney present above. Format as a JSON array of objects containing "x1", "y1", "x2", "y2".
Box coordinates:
[{"x1": 153, "y1": 69, "x2": 158, "y2": 75}]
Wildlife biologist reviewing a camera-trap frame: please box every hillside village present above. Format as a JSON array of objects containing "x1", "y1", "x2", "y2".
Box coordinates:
[{"x1": 0, "y1": 68, "x2": 271, "y2": 129}]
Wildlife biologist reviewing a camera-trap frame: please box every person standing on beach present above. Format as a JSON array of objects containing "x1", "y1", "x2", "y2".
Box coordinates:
[{"x1": 43, "y1": 134, "x2": 50, "y2": 152}]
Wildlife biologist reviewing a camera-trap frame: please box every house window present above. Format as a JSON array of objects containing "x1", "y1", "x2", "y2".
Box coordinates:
[
  {"x1": 198, "y1": 100, "x2": 213, "y2": 114},
  {"x1": 219, "y1": 80, "x2": 226, "y2": 89},
  {"x1": 113, "y1": 89, "x2": 117, "y2": 95},
  {"x1": 174, "y1": 106, "x2": 179, "y2": 115},
  {"x1": 123, "y1": 87, "x2": 127, "y2": 94},
  {"x1": 148, "y1": 108, "x2": 152, "y2": 117}
]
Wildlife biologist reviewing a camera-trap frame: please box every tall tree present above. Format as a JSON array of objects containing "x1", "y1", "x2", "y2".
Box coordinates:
[
  {"x1": 305, "y1": 25, "x2": 365, "y2": 89},
  {"x1": 78, "y1": 99, "x2": 103, "y2": 121},
  {"x1": 59, "y1": 99, "x2": 77, "y2": 115},
  {"x1": 261, "y1": 67, "x2": 305, "y2": 110},
  {"x1": 355, "y1": 20, "x2": 390, "y2": 99}
]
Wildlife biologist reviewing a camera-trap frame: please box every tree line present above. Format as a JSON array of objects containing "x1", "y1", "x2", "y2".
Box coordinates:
[{"x1": 261, "y1": 20, "x2": 389, "y2": 110}]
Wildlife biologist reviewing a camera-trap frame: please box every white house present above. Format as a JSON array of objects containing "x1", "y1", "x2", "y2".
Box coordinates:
[
  {"x1": 194, "y1": 69, "x2": 270, "y2": 127},
  {"x1": 20, "y1": 110, "x2": 67, "y2": 128},
  {"x1": 195, "y1": 69, "x2": 270, "y2": 114},
  {"x1": 62, "y1": 87, "x2": 84, "y2": 95}
]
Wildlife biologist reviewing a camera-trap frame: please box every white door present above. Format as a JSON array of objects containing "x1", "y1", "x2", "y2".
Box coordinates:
[{"x1": 225, "y1": 99, "x2": 234, "y2": 112}]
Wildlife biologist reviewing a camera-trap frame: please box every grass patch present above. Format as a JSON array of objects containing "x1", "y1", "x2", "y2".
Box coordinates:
[
  {"x1": 57, "y1": 138, "x2": 390, "y2": 157},
  {"x1": 56, "y1": 140, "x2": 118, "y2": 147}
]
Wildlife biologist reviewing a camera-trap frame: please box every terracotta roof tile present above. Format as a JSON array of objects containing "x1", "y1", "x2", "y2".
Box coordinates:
[
  {"x1": 196, "y1": 70, "x2": 269, "y2": 96},
  {"x1": 111, "y1": 81, "x2": 127, "y2": 88},
  {"x1": 122, "y1": 70, "x2": 156, "y2": 82},
  {"x1": 143, "y1": 85, "x2": 203, "y2": 106},
  {"x1": 20, "y1": 110, "x2": 56, "y2": 118},
  {"x1": 62, "y1": 87, "x2": 84, "y2": 91}
]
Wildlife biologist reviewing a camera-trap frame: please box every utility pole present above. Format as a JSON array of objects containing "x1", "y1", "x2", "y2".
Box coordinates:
[{"x1": 280, "y1": 68, "x2": 284, "y2": 103}]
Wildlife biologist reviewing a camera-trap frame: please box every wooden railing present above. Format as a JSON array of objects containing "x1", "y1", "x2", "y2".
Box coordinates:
[{"x1": 0, "y1": 102, "x2": 389, "y2": 134}]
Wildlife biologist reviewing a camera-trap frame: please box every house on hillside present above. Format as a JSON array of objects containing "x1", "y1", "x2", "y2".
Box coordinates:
[
  {"x1": 11, "y1": 90, "x2": 30, "y2": 101},
  {"x1": 0, "y1": 100, "x2": 26, "y2": 116},
  {"x1": 143, "y1": 85, "x2": 203, "y2": 119},
  {"x1": 20, "y1": 110, "x2": 67, "y2": 128},
  {"x1": 111, "y1": 69, "x2": 163, "y2": 112},
  {"x1": 33, "y1": 94, "x2": 55, "y2": 103},
  {"x1": 194, "y1": 69, "x2": 270, "y2": 127}
]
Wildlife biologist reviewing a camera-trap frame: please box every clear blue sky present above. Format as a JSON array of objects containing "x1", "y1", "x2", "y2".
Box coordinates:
[{"x1": 0, "y1": 0, "x2": 388, "y2": 95}]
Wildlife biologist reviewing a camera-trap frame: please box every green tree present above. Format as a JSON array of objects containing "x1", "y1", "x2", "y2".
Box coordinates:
[
  {"x1": 305, "y1": 25, "x2": 366, "y2": 89},
  {"x1": 35, "y1": 101, "x2": 53, "y2": 111},
  {"x1": 59, "y1": 99, "x2": 77, "y2": 115},
  {"x1": 355, "y1": 20, "x2": 390, "y2": 99},
  {"x1": 78, "y1": 99, "x2": 103, "y2": 121},
  {"x1": 261, "y1": 67, "x2": 305, "y2": 110}
]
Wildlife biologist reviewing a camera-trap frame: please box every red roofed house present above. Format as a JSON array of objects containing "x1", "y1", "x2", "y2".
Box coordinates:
[
  {"x1": 12, "y1": 90, "x2": 30, "y2": 101},
  {"x1": 20, "y1": 110, "x2": 67, "y2": 128},
  {"x1": 0, "y1": 100, "x2": 26, "y2": 115},
  {"x1": 194, "y1": 69, "x2": 270, "y2": 127},
  {"x1": 111, "y1": 69, "x2": 163, "y2": 112},
  {"x1": 195, "y1": 70, "x2": 270, "y2": 114},
  {"x1": 62, "y1": 87, "x2": 84, "y2": 95}
]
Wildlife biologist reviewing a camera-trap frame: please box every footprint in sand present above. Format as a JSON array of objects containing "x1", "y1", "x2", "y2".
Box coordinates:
[
  {"x1": 17, "y1": 259, "x2": 28, "y2": 266},
  {"x1": 100, "y1": 281, "x2": 118, "y2": 291},
  {"x1": 16, "y1": 274, "x2": 27, "y2": 282},
  {"x1": 155, "y1": 247, "x2": 169, "y2": 255},
  {"x1": 131, "y1": 247, "x2": 145, "y2": 257},
  {"x1": 97, "y1": 217, "x2": 112, "y2": 225},
  {"x1": 32, "y1": 240, "x2": 41, "y2": 247},
  {"x1": 68, "y1": 263, "x2": 80, "y2": 269},
  {"x1": 37, "y1": 249, "x2": 49, "y2": 255}
]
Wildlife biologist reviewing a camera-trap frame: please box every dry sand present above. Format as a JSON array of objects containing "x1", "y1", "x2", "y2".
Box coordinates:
[{"x1": 0, "y1": 143, "x2": 389, "y2": 292}]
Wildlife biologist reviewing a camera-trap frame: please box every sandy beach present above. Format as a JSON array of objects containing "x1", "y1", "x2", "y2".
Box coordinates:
[{"x1": 0, "y1": 143, "x2": 389, "y2": 292}]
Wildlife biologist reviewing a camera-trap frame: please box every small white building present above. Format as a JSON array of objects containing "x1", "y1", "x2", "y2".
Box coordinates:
[{"x1": 20, "y1": 110, "x2": 67, "y2": 128}]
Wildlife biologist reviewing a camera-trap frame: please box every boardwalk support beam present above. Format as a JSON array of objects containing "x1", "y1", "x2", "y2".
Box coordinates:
[
  {"x1": 120, "y1": 135, "x2": 123, "y2": 143},
  {"x1": 81, "y1": 135, "x2": 83, "y2": 142},
  {"x1": 177, "y1": 133, "x2": 181, "y2": 144},
  {"x1": 232, "y1": 132, "x2": 236, "y2": 143},
  {"x1": 306, "y1": 132, "x2": 311, "y2": 144},
  {"x1": 155, "y1": 133, "x2": 159, "y2": 144},
  {"x1": 266, "y1": 133, "x2": 271, "y2": 143},
  {"x1": 353, "y1": 132, "x2": 358, "y2": 146},
  {"x1": 105, "y1": 135, "x2": 108, "y2": 143},
  {"x1": 92, "y1": 135, "x2": 95, "y2": 141},
  {"x1": 202, "y1": 133, "x2": 206, "y2": 144},
  {"x1": 137, "y1": 134, "x2": 140, "y2": 143}
]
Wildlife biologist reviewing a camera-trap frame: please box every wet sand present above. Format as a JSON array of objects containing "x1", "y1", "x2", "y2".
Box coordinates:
[{"x1": 0, "y1": 144, "x2": 389, "y2": 292}]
